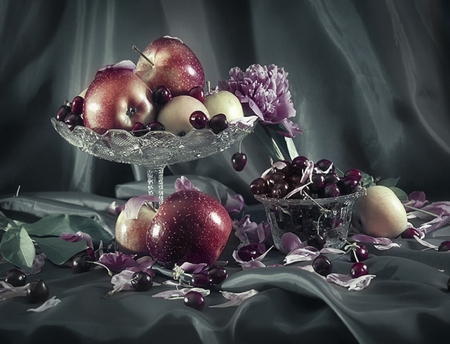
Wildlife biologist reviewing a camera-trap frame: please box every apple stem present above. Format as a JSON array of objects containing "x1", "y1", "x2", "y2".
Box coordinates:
[
  {"x1": 206, "y1": 81, "x2": 211, "y2": 93},
  {"x1": 132, "y1": 45, "x2": 154, "y2": 67}
]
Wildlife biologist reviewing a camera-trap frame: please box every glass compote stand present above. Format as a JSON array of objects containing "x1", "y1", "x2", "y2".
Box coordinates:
[{"x1": 51, "y1": 117, "x2": 256, "y2": 207}]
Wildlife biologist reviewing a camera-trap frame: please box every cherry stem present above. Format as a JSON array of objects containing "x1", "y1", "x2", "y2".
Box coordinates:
[
  {"x1": 90, "y1": 261, "x2": 113, "y2": 276},
  {"x1": 403, "y1": 204, "x2": 439, "y2": 218},
  {"x1": 132, "y1": 45, "x2": 154, "y2": 67}
]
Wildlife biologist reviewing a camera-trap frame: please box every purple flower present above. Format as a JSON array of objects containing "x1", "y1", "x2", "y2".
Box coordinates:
[
  {"x1": 60, "y1": 231, "x2": 94, "y2": 259},
  {"x1": 219, "y1": 64, "x2": 302, "y2": 138},
  {"x1": 224, "y1": 193, "x2": 245, "y2": 214},
  {"x1": 98, "y1": 252, "x2": 139, "y2": 272},
  {"x1": 233, "y1": 215, "x2": 272, "y2": 246}
]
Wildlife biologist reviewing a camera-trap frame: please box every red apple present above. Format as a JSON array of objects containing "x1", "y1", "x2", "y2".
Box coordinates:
[
  {"x1": 146, "y1": 190, "x2": 232, "y2": 268},
  {"x1": 115, "y1": 199, "x2": 157, "y2": 256},
  {"x1": 134, "y1": 36, "x2": 205, "y2": 96},
  {"x1": 83, "y1": 67, "x2": 155, "y2": 134}
]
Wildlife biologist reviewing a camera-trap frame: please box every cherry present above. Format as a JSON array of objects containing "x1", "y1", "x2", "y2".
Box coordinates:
[
  {"x1": 438, "y1": 241, "x2": 450, "y2": 252},
  {"x1": 291, "y1": 156, "x2": 309, "y2": 173},
  {"x1": 322, "y1": 183, "x2": 341, "y2": 198},
  {"x1": 184, "y1": 290, "x2": 205, "y2": 310},
  {"x1": 344, "y1": 169, "x2": 362, "y2": 183},
  {"x1": 208, "y1": 266, "x2": 228, "y2": 285},
  {"x1": 188, "y1": 86, "x2": 205, "y2": 102},
  {"x1": 250, "y1": 177, "x2": 269, "y2": 195},
  {"x1": 308, "y1": 234, "x2": 326, "y2": 250},
  {"x1": 237, "y1": 243, "x2": 261, "y2": 261},
  {"x1": 316, "y1": 159, "x2": 334, "y2": 173},
  {"x1": 400, "y1": 227, "x2": 421, "y2": 239},
  {"x1": 5, "y1": 268, "x2": 27, "y2": 287},
  {"x1": 64, "y1": 113, "x2": 84, "y2": 130},
  {"x1": 231, "y1": 152, "x2": 247, "y2": 172},
  {"x1": 147, "y1": 121, "x2": 165, "y2": 131},
  {"x1": 152, "y1": 85, "x2": 172, "y2": 105},
  {"x1": 350, "y1": 262, "x2": 369, "y2": 278},
  {"x1": 266, "y1": 172, "x2": 285, "y2": 188},
  {"x1": 271, "y1": 181, "x2": 289, "y2": 198},
  {"x1": 338, "y1": 176, "x2": 359, "y2": 195},
  {"x1": 273, "y1": 160, "x2": 291, "y2": 175},
  {"x1": 131, "y1": 122, "x2": 149, "y2": 137},
  {"x1": 310, "y1": 174, "x2": 326, "y2": 192},
  {"x1": 71, "y1": 253, "x2": 93, "y2": 273},
  {"x1": 350, "y1": 244, "x2": 369, "y2": 262},
  {"x1": 209, "y1": 114, "x2": 228, "y2": 134},
  {"x1": 131, "y1": 271, "x2": 153, "y2": 291},
  {"x1": 325, "y1": 172, "x2": 340, "y2": 184},
  {"x1": 71, "y1": 96, "x2": 84, "y2": 115},
  {"x1": 189, "y1": 111, "x2": 209, "y2": 129},
  {"x1": 192, "y1": 272, "x2": 213, "y2": 288},
  {"x1": 312, "y1": 254, "x2": 333, "y2": 276},
  {"x1": 55, "y1": 105, "x2": 71, "y2": 121},
  {"x1": 27, "y1": 280, "x2": 50, "y2": 303}
]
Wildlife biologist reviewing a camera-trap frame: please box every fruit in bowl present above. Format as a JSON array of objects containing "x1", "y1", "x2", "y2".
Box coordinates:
[
  {"x1": 146, "y1": 189, "x2": 232, "y2": 268},
  {"x1": 83, "y1": 66, "x2": 155, "y2": 134},
  {"x1": 250, "y1": 156, "x2": 364, "y2": 249},
  {"x1": 134, "y1": 36, "x2": 205, "y2": 96}
]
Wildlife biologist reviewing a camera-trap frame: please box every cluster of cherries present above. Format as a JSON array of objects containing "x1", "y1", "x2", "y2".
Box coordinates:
[
  {"x1": 3, "y1": 268, "x2": 50, "y2": 303},
  {"x1": 55, "y1": 96, "x2": 85, "y2": 130},
  {"x1": 250, "y1": 156, "x2": 362, "y2": 199}
]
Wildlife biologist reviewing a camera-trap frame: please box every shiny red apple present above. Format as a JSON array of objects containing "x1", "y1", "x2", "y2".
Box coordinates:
[
  {"x1": 146, "y1": 190, "x2": 232, "y2": 268},
  {"x1": 83, "y1": 66, "x2": 155, "y2": 134},
  {"x1": 134, "y1": 36, "x2": 205, "y2": 96}
]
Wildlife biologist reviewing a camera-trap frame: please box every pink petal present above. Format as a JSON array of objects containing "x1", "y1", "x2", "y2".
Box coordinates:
[
  {"x1": 123, "y1": 195, "x2": 158, "y2": 220},
  {"x1": 174, "y1": 176, "x2": 200, "y2": 192},
  {"x1": 224, "y1": 193, "x2": 245, "y2": 214},
  {"x1": 348, "y1": 234, "x2": 392, "y2": 246},
  {"x1": 279, "y1": 232, "x2": 305, "y2": 254}
]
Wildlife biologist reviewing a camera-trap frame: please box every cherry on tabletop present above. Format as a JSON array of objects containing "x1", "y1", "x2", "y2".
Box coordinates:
[
  {"x1": 438, "y1": 241, "x2": 450, "y2": 252},
  {"x1": 131, "y1": 271, "x2": 153, "y2": 291},
  {"x1": 312, "y1": 254, "x2": 333, "y2": 276},
  {"x1": 27, "y1": 280, "x2": 50, "y2": 303},
  {"x1": 5, "y1": 268, "x2": 27, "y2": 287},
  {"x1": 231, "y1": 152, "x2": 247, "y2": 172},
  {"x1": 71, "y1": 253, "x2": 93, "y2": 273},
  {"x1": 350, "y1": 244, "x2": 369, "y2": 262},
  {"x1": 208, "y1": 266, "x2": 228, "y2": 285},
  {"x1": 350, "y1": 262, "x2": 369, "y2": 278},
  {"x1": 400, "y1": 227, "x2": 421, "y2": 239},
  {"x1": 184, "y1": 290, "x2": 205, "y2": 310},
  {"x1": 192, "y1": 272, "x2": 213, "y2": 289},
  {"x1": 238, "y1": 243, "x2": 262, "y2": 261},
  {"x1": 307, "y1": 234, "x2": 326, "y2": 250}
]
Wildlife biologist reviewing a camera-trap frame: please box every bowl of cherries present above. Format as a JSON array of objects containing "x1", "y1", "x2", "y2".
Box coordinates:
[{"x1": 250, "y1": 156, "x2": 365, "y2": 250}]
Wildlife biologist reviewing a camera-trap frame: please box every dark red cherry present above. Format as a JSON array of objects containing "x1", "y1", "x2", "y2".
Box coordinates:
[
  {"x1": 316, "y1": 159, "x2": 334, "y2": 173},
  {"x1": 131, "y1": 271, "x2": 153, "y2": 291},
  {"x1": 291, "y1": 156, "x2": 309, "y2": 173},
  {"x1": 208, "y1": 266, "x2": 228, "y2": 285},
  {"x1": 350, "y1": 262, "x2": 369, "y2": 278},
  {"x1": 56, "y1": 105, "x2": 71, "y2": 121},
  {"x1": 71, "y1": 96, "x2": 84, "y2": 115},
  {"x1": 312, "y1": 255, "x2": 333, "y2": 276},
  {"x1": 232, "y1": 152, "x2": 247, "y2": 172},
  {"x1": 400, "y1": 227, "x2": 421, "y2": 239},
  {"x1": 192, "y1": 272, "x2": 213, "y2": 289},
  {"x1": 344, "y1": 169, "x2": 362, "y2": 183},
  {"x1": 27, "y1": 280, "x2": 50, "y2": 303},
  {"x1": 152, "y1": 85, "x2": 172, "y2": 105},
  {"x1": 184, "y1": 290, "x2": 205, "y2": 310},
  {"x1": 438, "y1": 241, "x2": 450, "y2": 252},
  {"x1": 189, "y1": 111, "x2": 209, "y2": 129},
  {"x1": 147, "y1": 121, "x2": 165, "y2": 131},
  {"x1": 209, "y1": 114, "x2": 228, "y2": 134},
  {"x1": 5, "y1": 268, "x2": 27, "y2": 287},
  {"x1": 188, "y1": 86, "x2": 205, "y2": 102},
  {"x1": 350, "y1": 244, "x2": 369, "y2": 262},
  {"x1": 250, "y1": 177, "x2": 269, "y2": 195},
  {"x1": 131, "y1": 122, "x2": 149, "y2": 137}
]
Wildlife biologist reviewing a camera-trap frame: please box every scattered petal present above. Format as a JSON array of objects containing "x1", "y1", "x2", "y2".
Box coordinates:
[
  {"x1": 98, "y1": 252, "x2": 139, "y2": 272},
  {"x1": 174, "y1": 176, "x2": 200, "y2": 192},
  {"x1": 107, "y1": 201, "x2": 124, "y2": 216},
  {"x1": 111, "y1": 270, "x2": 135, "y2": 292},
  {"x1": 413, "y1": 236, "x2": 439, "y2": 250},
  {"x1": 418, "y1": 215, "x2": 450, "y2": 234},
  {"x1": 27, "y1": 296, "x2": 61, "y2": 312},
  {"x1": 122, "y1": 195, "x2": 158, "y2": 220},
  {"x1": 241, "y1": 260, "x2": 267, "y2": 270},
  {"x1": 210, "y1": 289, "x2": 259, "y2": 308},
  {"x1": 279, "y1": 232, "x2": 305, "y2": 255},
  {"x1": 230, "y1": 115, "x2": 259, "y2": 129},
  {"x1": 284, "y1": 247, "x2": 319, "y2": 265},
  {"x1": 178, "y1": 262, "x2": 208, "y2": 274},
  {"x1": 153, "y1": 287, "x2": 210, "y2": 299},
  {"x1": 224, "y1": 193, "x2": 245, "y2": 214},
  {"x1": 326, "y1": 273, "x2": 376, "y2": 291},
  {"x1": 60, "y1": 231, "x2": 94, "y2": 250},
  {"x1": 348, "y1": 234, "x2": 393, "y2": 246},
  {"x1": 374, "y1": 243, "x2": 401, "y2": 250}
]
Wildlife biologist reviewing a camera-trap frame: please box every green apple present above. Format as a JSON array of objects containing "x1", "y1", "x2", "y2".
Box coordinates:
[
  {"x1": 157, "y1": 95, "x2": 210, "y2": 136},
  {"x1": 203, "y1": 90, "x2": 244, "y2": 122},
  {"x1": 351, "y1": 185, "x2": 408, "y2": 238}
]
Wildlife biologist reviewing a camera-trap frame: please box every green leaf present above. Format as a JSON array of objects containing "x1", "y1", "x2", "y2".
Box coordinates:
[
  {"x1": 389, "y1": 186, "x2": 409, "y2": 202},
  {"x1": 378, "y1": 177, "x2": 400, "y2": 188},
  {"x1": 0, "y1": 216, "x2": 21, "y2": 231},
  {"x1": 33, "y1": 236, "x2": 88, "y2": 265},
  {"x1": 22, "y1": 214, "x2": 113, "y2": 243},
  {"x1": 360, "y1": 171, "x2": 376, "y2": 188},
  {"x1": 0, "y1": 227, "x2": 35, "y2": 271}
]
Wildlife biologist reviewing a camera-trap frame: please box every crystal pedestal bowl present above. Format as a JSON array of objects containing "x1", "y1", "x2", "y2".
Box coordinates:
[
  {"x1": 51, "y1": 117, "x2": 256, "y2": 206},
  {"x1": 255, "y1": 188, "x2": 365, "y2": 249}
]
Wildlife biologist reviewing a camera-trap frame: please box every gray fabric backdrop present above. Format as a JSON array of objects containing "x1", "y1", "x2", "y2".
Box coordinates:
[{"x1": 1, "y1": 0, "x2": 450, "y2": 203}]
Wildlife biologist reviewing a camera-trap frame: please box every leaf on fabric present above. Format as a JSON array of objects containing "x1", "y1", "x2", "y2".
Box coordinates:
[
  {"x1": 210, "y1": 289, "x2": 259, "y2": 308},
  {"x1": 27, "y1": 296, "x2": 61, "y2": 312},
  {"x1": 0, "y1": 227, "x2": 35, "y2": 271},
  {"x1": 33, "y1": 236, "x2": 88, "y2": 265}
]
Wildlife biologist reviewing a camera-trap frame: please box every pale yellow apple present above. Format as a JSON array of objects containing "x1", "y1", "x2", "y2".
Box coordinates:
[
  {"x1": 203, "y1": 90, "x2": 244, "y2": 122},
  {"x1": 351, "y1": 185, "x2": 408, "y2": 238},
  {"x1": 157, "y1": 95, "x2": 210, "y2": 136},
  {"x1": 115, "y1": 203, "x2": 156, "y2": 256}
]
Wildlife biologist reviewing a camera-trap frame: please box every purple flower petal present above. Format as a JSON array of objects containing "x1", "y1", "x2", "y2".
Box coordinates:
[
  {"x1": 284, "y1": 247, "x2": 319, "y2": 265},
  {"x1": 152, "y1": 287, "x2": 210, "y2": 299},
  {"x1": 224, "y1": 193, "x2": 245, "y2": 214},
  {"x1": 348, "y1": 234, "x2": 393, "y2": 246},
  {"x1": 174, "y1": 176, "x2": 200, "y2": 192},
  {"x1": 99, "y1": 252, "x2": 139, "y2": 272},
  {"x1": 419, "y1": 215, "x2": 450, "y2": 234},
  {"x1": 97, "y1": 60, "x2": 136, "y2": 73},
  {"x1": 111, "y1": 270, "x2": 135, "y2": 292},
  {"x1": 241, "y1": 260, "x2": 266, "y2": 270},
  {"x1": 210, "y1": 289, "x2": 259, "y2": 308},
  {"x1": 326, "y1": 273, "x2": 376, "y2": 291},
  {"x1": 60, "y1": 231, "x2": 94, "y2": 250},
  {"x1": 278, "y1": 232, "x2": 305, "y2": 255},
  {"x1": 122, "y1": 195, "x2": 158, "y2": 220},
  {"x1": 405, "y1": 191, "x2": 428, "y2": 209},
  {"x1": 27, "y1": 296, "x2": 61, "y2": 312},
  {"x1": 178, "y1": 262, "x2": 208, "y2": 274},
  {"x1": 107, "y1": 201, "x2": 125, "y2": 216}
]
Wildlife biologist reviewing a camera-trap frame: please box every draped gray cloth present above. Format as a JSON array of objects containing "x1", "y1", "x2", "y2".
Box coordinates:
[
  {"x1": 1, "y1": 0, "x2": 449, "y2": 201},
  {"x1": 1, "y1": 1, "x2": 450, "y2": 343}
]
